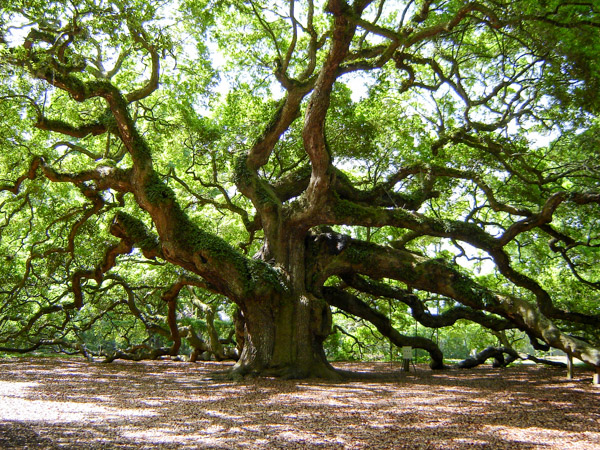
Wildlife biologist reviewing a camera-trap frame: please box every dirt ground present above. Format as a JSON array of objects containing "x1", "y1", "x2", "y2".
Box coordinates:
[{"x1": 0, "y1": 357, "x2": 599, "y2": 449}]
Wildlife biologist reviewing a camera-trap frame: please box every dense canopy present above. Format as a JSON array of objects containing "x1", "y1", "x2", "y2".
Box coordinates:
[{"x1": 1, "y1": 0, "x2": 599, "y2": 378}]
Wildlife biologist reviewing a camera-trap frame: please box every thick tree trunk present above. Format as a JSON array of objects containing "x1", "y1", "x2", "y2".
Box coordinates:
[
  {"x1": 231, "y1": 291, "x2": 339, "y2": 379},
  {"x1": 227, "y1": 227, "x2": 341, "y2": 379}
]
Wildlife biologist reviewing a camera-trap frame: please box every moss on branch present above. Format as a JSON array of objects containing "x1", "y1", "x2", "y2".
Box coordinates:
[
  {"x1": 233, "y1": 153, "x2": 253, "y2": 187},
  {"x1": 233, "y1": 152, "x2": 280, "y2": 212},
  {"x1": 171, "y1": 205, "x2": 286, "y2": 294},
  {"x1": 114, "y1": 211, "x2": 160, "y2": 253},
  {"x1": 144, "y1": 172, "x2": 175, "y2": 204}
]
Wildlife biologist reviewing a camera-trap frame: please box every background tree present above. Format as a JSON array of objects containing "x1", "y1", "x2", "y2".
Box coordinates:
[{"x1": 1, "y1": 0, "x2": 599, "y2": 378}]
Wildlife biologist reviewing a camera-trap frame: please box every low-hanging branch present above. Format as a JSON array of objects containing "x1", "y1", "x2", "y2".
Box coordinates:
[
  {"x1": 342, "y1": 274, "x2": 515, "y2": 332},
  {"x1": 322, "y1": 285, "x2": 445, "y2": 369},
  {"x1": 307, "y1": 231, "x2": 600, "y2": 367}
]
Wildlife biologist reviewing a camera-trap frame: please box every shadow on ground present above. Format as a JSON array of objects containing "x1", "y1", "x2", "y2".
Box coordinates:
[{"x1": 0, "y1": 357, "x2": 599, "y2": 449}]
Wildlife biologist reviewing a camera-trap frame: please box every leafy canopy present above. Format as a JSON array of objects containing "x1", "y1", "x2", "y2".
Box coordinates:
[{"x1": 1, "y1": 0, "x2": 600, "y2": 370}]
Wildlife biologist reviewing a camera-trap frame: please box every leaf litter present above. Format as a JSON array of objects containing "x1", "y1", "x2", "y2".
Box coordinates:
[{"x1": 0, "y1": 357, "x2": 598, "y2": 449}]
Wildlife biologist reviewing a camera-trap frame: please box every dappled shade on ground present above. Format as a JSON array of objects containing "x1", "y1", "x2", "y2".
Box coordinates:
[{"x1": 0, "y1": 358, "x2": 599, "y2": 449}]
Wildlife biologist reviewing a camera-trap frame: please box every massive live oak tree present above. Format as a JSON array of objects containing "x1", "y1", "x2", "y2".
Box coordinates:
[{"x1": 1, "y1": 0, "x2": 600, "y2": 378}]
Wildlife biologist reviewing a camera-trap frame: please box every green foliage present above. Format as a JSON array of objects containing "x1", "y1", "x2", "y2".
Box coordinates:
[{"x1": 1, "y1": 0, "x2": 600, "y2": 369}]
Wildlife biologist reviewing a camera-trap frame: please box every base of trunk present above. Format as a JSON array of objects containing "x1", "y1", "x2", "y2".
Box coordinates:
[
  {"x1": 230, "y1": 318, "x2": 342, "y2": 380},
  {"x1": 230, "y1": 357, "x2": 342, "y2": 380},
  {"x1": 231, "y1": 293, "x2": 342, "y2": 379}
]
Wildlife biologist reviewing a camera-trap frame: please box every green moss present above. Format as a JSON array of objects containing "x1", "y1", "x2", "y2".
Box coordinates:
[
  {"x1": 255, "y1": 181, "x2": 279, "y2": 209},
  {"x1": 254, "y1": 98, "x2": 286, "y2": 145},
  {"x1": 88, "y1": 82, "x2": 152, "y2": 161},
  {"x1": 172, "y1": 205, "x2": 248, "y2": 278},
  {"x1": 390, "y1": 208, "x2": 417, "y2": 223},
  {"x1": 435, "y1": 220, "x2": 498, "y2": 248},
  {"x1": 344, "y1": 246, "x2": 367, "y2": 264},
  {"x1": 98, "y1": 109, "x2": 119, "y2": 133},
  {"x1": 232, "y1": 153, "x2": 279, "y2": 209},
  {"x1": 441, "y1": 267, "x2": 500, "y2": 310},
  {"x1": 170, "y1": 204, "x2": 288, "y2": 294},
  {"x1": 39, "y1": 118, "x2": 78, "y2": 133},
  {"x1": 294, "y1": 165, "x2": 312, "y2": 181},
  {"x1": 246, "y1": 258, "x2": 287, "y2": 293},
  {"x1": 62, "y1": 71, "x2": 86, "y2": 94},
  {"x1": 132, "y1": 136, "x2": 152, "y2": 160},
  {"x1": 233, "y1": 153, "x2": 252, "y2": 187},
  {"x1": 85, "y1": 79, "x2": 116, "y2": 97},
  {"x1": 173, "y1": 205, "x2": 228, "y2": 254},
  {"x1": 115, "y1": 211, "x2": 159, "y2": 251},
  {"x1": 401, "y1": 268, "x2": 419, "y2": 284},
  {"x1": 390, "y1": 210, "x2": 498, "y2": 249},
  {"x1": 333, "y1": 196, "x2": 378, "y2": 223},
  {"x1": 144, "y1": 172, "x2": 175, "y2": 205}
]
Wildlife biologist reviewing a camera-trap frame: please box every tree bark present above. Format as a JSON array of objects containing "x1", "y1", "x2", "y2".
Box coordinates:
[{"x1": 231, "y1": 290, "x2": 339, "y2": 379}]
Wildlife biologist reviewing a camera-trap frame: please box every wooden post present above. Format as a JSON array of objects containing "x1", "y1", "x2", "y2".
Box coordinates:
[
  {"x1": 402, "y1": 346, "x2": 412, "y2": 372},
  {"x1": 567, "y1": 354, "x2": 573, "y2": 380},
  {"x1": 594, "y1": 367, "x2": 600, "y2": 386}
]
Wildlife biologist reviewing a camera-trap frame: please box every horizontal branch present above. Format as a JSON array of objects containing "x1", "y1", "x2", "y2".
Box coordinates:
[
  {"x1": 307, "y1": 231, "x2": 600, "y2": 366},
  {"x1": 343, "y1": 274, "x2": 514, "y2": 332},
  {"x1": 35, "y1": 116, "x2": 108, "y2": 138}
]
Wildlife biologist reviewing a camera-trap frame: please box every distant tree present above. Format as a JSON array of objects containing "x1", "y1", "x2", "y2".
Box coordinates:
[{"x1": 1, "y1": 0, "x2": 599, "y2": 378}]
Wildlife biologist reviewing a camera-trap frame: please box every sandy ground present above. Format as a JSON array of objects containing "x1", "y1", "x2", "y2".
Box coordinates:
[{"x1": 0, "y1": 357, "x2": 599, "y2": 449}]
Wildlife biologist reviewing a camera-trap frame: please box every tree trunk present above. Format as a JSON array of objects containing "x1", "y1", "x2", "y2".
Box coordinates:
[
  {"x1": 230, "y1": 234, "x2": 341, "y2": 379},
  {"x1": 231, "y1": 291, "x2": 339, "y2": 379}
]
